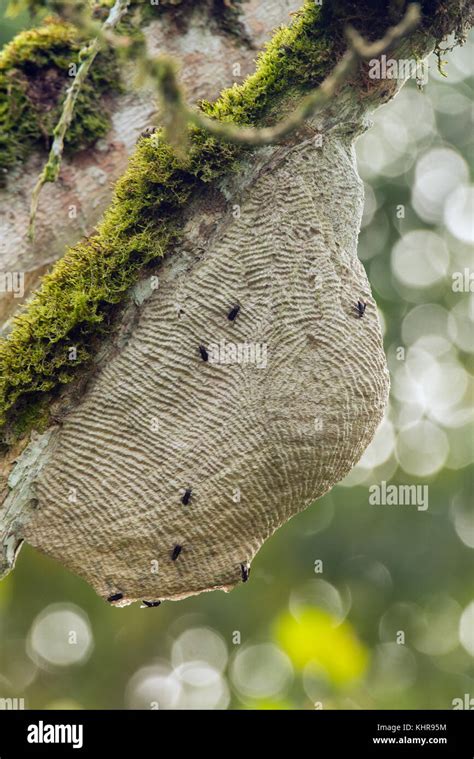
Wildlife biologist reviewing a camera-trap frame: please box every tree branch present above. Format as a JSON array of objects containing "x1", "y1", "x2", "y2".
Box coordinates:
[
  {"x1": 27, "y1": 2, "x2": 420, "y2": 238},
  {"x1": 149, "y1": 3, "x2": 420, "y2": 147}
]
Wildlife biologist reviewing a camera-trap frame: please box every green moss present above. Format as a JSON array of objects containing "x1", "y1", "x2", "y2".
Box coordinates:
[
  {"x1": 202, "y1": 5, "x2": 332, "y2": 124},
  {"x1": 10, "y1": 396, "x2": 50, "y2": 440},
  {"x1": 0, "y1": 17, "x2": 121, "y2": 183}
]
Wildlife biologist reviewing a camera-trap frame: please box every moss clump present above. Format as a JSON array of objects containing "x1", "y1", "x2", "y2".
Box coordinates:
[
  {"x1": 0, "y1": 16, "x2": 121, "y2": 183},
  {"x1": 8, "y1": 396, "x2": 50, "y2": 443},
  {"x1": 202, "y1": 6, "x2": 332, "y2": 124}
]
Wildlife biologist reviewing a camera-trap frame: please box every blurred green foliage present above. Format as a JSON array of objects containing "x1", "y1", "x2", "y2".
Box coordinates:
[{"x1": 0, "y1": 0, "x2": 30, "y2": 46}]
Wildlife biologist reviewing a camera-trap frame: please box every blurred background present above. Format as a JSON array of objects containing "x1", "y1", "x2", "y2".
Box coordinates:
[{"x1": 0, "y1": 3, "x2": 472, "y2": 710}]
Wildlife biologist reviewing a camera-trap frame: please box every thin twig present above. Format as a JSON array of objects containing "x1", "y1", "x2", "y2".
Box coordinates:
[{"x1": 28, "y1": 0, "x2": 131, "y2": 241}]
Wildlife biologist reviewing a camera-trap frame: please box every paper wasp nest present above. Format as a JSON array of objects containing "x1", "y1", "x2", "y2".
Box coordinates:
[{"x1": 2, "y1": 121, "x2": 389, "y2": 605}]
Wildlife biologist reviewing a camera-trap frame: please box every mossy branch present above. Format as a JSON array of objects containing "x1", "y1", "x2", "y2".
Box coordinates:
[
  {"x1": 27, "y1": 0, "x2": 131, "y2": 241},
  {"x1": 27, "y1": 2, "x2": 419, "y2": 237},
  {"x1": 148, "y1": 3, "x2": 421, "y2": 147}
]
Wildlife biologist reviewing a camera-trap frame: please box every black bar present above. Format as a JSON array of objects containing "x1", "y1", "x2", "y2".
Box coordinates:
[{"x1": 0, "y1": 709, "x2": 472, "y2": 756}]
